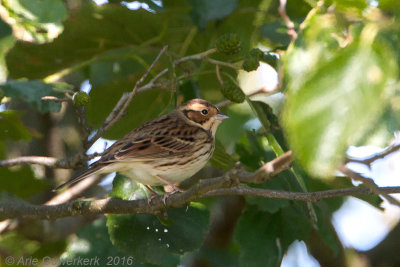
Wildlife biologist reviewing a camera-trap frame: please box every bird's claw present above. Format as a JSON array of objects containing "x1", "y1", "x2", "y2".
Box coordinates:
[
  {"x1": 162, "y1": 187, "x2": 185, "y2": 205},
  {"x1": 147, "y1": 194, "x2": 158, "y2": 205}
]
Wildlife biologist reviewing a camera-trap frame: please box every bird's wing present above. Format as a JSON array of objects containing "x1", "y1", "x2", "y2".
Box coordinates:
[
  {"x1": 54, "y1": 114, "x2": 210, "y2": 190},
  {"x1": 100, "y1": 121, "x2": 209, "y2": 163}
]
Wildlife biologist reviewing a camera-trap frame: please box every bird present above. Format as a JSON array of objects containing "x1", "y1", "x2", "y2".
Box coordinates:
[{"x1": 55, "y1": 98, "x2": 229, "y2": 197}]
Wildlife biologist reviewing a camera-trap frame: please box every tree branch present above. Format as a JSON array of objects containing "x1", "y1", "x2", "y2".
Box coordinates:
[
  {"x1": 1, "y1": 151, "x2": 293, "y2": 220},
  {"x1": 278, "y1": 0, "x2": 298, "y2": 41},
  {"x1": 2, "y1": 183, "x2": 400, "y2": 221},
  {"x1": 339, "y1": 165, "x2": 400, "y2": 207},
  {"x1": 1, "y1": 151, "x2": 399, "y2": 221}
]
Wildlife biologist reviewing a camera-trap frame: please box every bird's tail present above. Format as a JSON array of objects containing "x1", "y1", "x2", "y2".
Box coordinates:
[{"x1": 53, "y1": 164, "x2": 102, "y2": 191}]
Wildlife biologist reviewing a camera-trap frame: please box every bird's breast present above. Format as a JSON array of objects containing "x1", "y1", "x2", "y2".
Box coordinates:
[{"x1": 119, "y1": 142, "x2": 214, "y2": 186}]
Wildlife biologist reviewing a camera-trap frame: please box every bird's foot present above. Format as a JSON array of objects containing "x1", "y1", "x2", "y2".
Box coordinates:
[
  {"x1": 145, "y1": 185, "x2": 159, "y2": 204},
  {"x1": 161, "y1": 184, "x2": 185, "y2": 205}
]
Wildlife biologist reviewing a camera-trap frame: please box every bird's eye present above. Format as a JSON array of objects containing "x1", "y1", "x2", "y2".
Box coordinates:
[{"x1": 201, "y1": 109, "x2": 208, "y2": 115}]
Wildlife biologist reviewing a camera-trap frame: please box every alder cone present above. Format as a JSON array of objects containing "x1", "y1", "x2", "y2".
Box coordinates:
[
  {"x1": 216, "y1": 33, "x2": 242, "y2": 55},
  {"x1": 220, "y1": 80, "x2": 245, "y2": 103}
]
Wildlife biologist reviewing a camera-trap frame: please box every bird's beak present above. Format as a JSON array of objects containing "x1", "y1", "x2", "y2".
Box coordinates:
[{"x1": 215, "y1": 112, "x2": 229, "y2": 120}]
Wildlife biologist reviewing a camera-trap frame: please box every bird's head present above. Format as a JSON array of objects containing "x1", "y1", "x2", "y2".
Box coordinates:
[{"x1": 178, "y1": 99, "x2": 229, "y2": 135}]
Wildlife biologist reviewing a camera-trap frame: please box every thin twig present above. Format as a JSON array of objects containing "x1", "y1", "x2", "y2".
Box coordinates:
[
  {"x1": 215, "y1": 85, "x2": 280, "y2": 108},
  {"x1": 339, "y1": 165, "x2": 400, "y2": 207},
  {"x1": 278, "y1": 0, "x2": 298, "y2": 41},
  {"x1": 47, "y1": 175, "x2": 104, "y2": 205},
  {"x1": 345, "y1": 144, "x2": 400, "y2": 167},
  {"x1": 215, "y1": 65, "x2": 223, "y2": 85},
  {"x1": 0, "y1": 156, "x2": 58, "y2": 167},
  {"x1": 0, "y1": 153, "x2": 102, "y2": 168},
  {"x1": 137, "y1": 48, "x2": 220, "y2": 93},
  {"x1": 41, "y1": 96, "x2": 70, "y2": 102},
  {"x1": 255, "y1": 151, "x2": 293, "y2": 182},
  {"x1": 205, "y1": 185, "x2": 400, "y2": 202},
  {"x1": 205, "y1": 57, "x2": 240, "y2": 69},
  {"x1": 86, "y1": 45, "x2": 169, "y2": 148},
  {"x1": 174, "y1": 48, "x2": 217, "y2": 65},
  {"x1": 215, "y1": 100, "x2": 231, "y2": 108},
  {"x1": 86, "y1": 47, "x2": 220, "y2": 148},
  {"x1": 111, "y1": 47, "x2": 170, "y2": 128},
  {"x1": 75, "y1": 106, "x2": 91, "y2": 141},
  {"x1": 0, "y1": 174, "x2": 104, "y2": 234}
]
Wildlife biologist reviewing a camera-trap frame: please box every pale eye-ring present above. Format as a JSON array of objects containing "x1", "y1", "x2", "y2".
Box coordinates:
[{"x1": 201, "y1": 109, "x2": 208, "y2": 115}]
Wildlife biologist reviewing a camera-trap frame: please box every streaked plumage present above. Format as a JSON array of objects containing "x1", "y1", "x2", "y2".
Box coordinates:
[{"x1": 55, "y1": 99, "x2": 228, "y2": 191}]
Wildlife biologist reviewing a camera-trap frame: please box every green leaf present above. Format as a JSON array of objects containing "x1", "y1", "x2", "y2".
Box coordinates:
[
  {"x1": 379, "y1": 0, "x2": 400, "y2": 14},
  {"x1": 234, "y1": 206, "x2": 281, "y2": 267},
  {"x1": 0, "y1": 27, "x2": 16, "y2": 81},
  {"x1": 234, "y1": 129, "x2": 302, "y2": 214},
  {"x1": 0, "y1": 110, "x2": 32, "y2": 141},
  {"x1": 0, "y1": 17, "x2": 12, "y2": 39},
  {"x1": 2, "y1": 0, "x2": 67, "y2": 43},
  {"x1": 63, "y1": 218, "x2": 145, "y2": 267},
  {"x1": 312, "y1": 205, "x2": 340, "y2": 256},
  {"x1": 139, "y1": 0, "x2": 164, "y2": 12},
  {"x1": 189, "y1": 0, "x2": 238, "y2": 29},
  {"x1": 178, "y1": 78, "x2": 201, "y2": 101},
  {"x1": 326, "y1": 0, "x2": 368, "y2": 12},
  {"x1": 183, "y1": 248, "x2": 239, "y2": 267},
  {"x1": 357, "y1": 189, "x2": 384, "y2": 210},
  {"x1": 6, "y1": 2, "x2": 167, "y2": 79},
  {"x1": 261, "y1": 52, "x2": 279, "y2": 70},
  {"x1": 88, "y1": 47, "x2": 155, "y2": 87},
  {"x1": 279, "y1": 203, "x2": 313, "y2": 249},
  {"x1": 0, "y1": 231, "x2": 39, "y2": 258},
  {"x1": 248, "y1": 100, "x2": 288, "y2": 151},
  {"x1": 1, "y1": 80, "x2": 66, "y2": 113},
  {"x1": 210, "y1": 139, "x2": 235, "y2": 171},
  {"x1": 107, "y1": 204, "x2": 210, "y2": 265},
  {"x1": 31, "y1": 240, "x2": 67, "y2": 260},
  {"x1": 285, "y1": 0, "x2": 313, "y2": 18},
  {"x1": 215, "y1": 103, "x2": 254, "y2": 149},
  {"x1": 246, "y1": 175, "x2": 292, "y2": 214},
  {"x1": 108, "y1": 175, "x2": 210, "y2": 265},
  {"x1": 307, "y1": 173, "x2": 383, "y2": 211},
  {"x1": 7, "y1": 0, "x2": 67, "y2": 23},
  {"x1": 356, "y1": 83, "x2": 400, "y2": 147},
  {"x1": 109, "y1": 173, "x2": 149, "y2": 200},
  {"x1": 235, "y1": 203, "x2": 312, "y2": 267},
  {"x1": 0, "y1": 166, "x2": 47, "y2": 198},
  {"x1": 235, "y1": 130, "x2": 275, "y2": 171},
  {"x1": 260, "y1": 20, "x2": 291, "y2": 48},
  {"x1": 282, "y1": 27, "x2": 398, "y2": 178}
]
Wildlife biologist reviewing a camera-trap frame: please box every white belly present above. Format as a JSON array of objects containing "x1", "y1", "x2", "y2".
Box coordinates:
[{"x1": 100, "y1": 145, "x2": 213, "y2": 186}]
